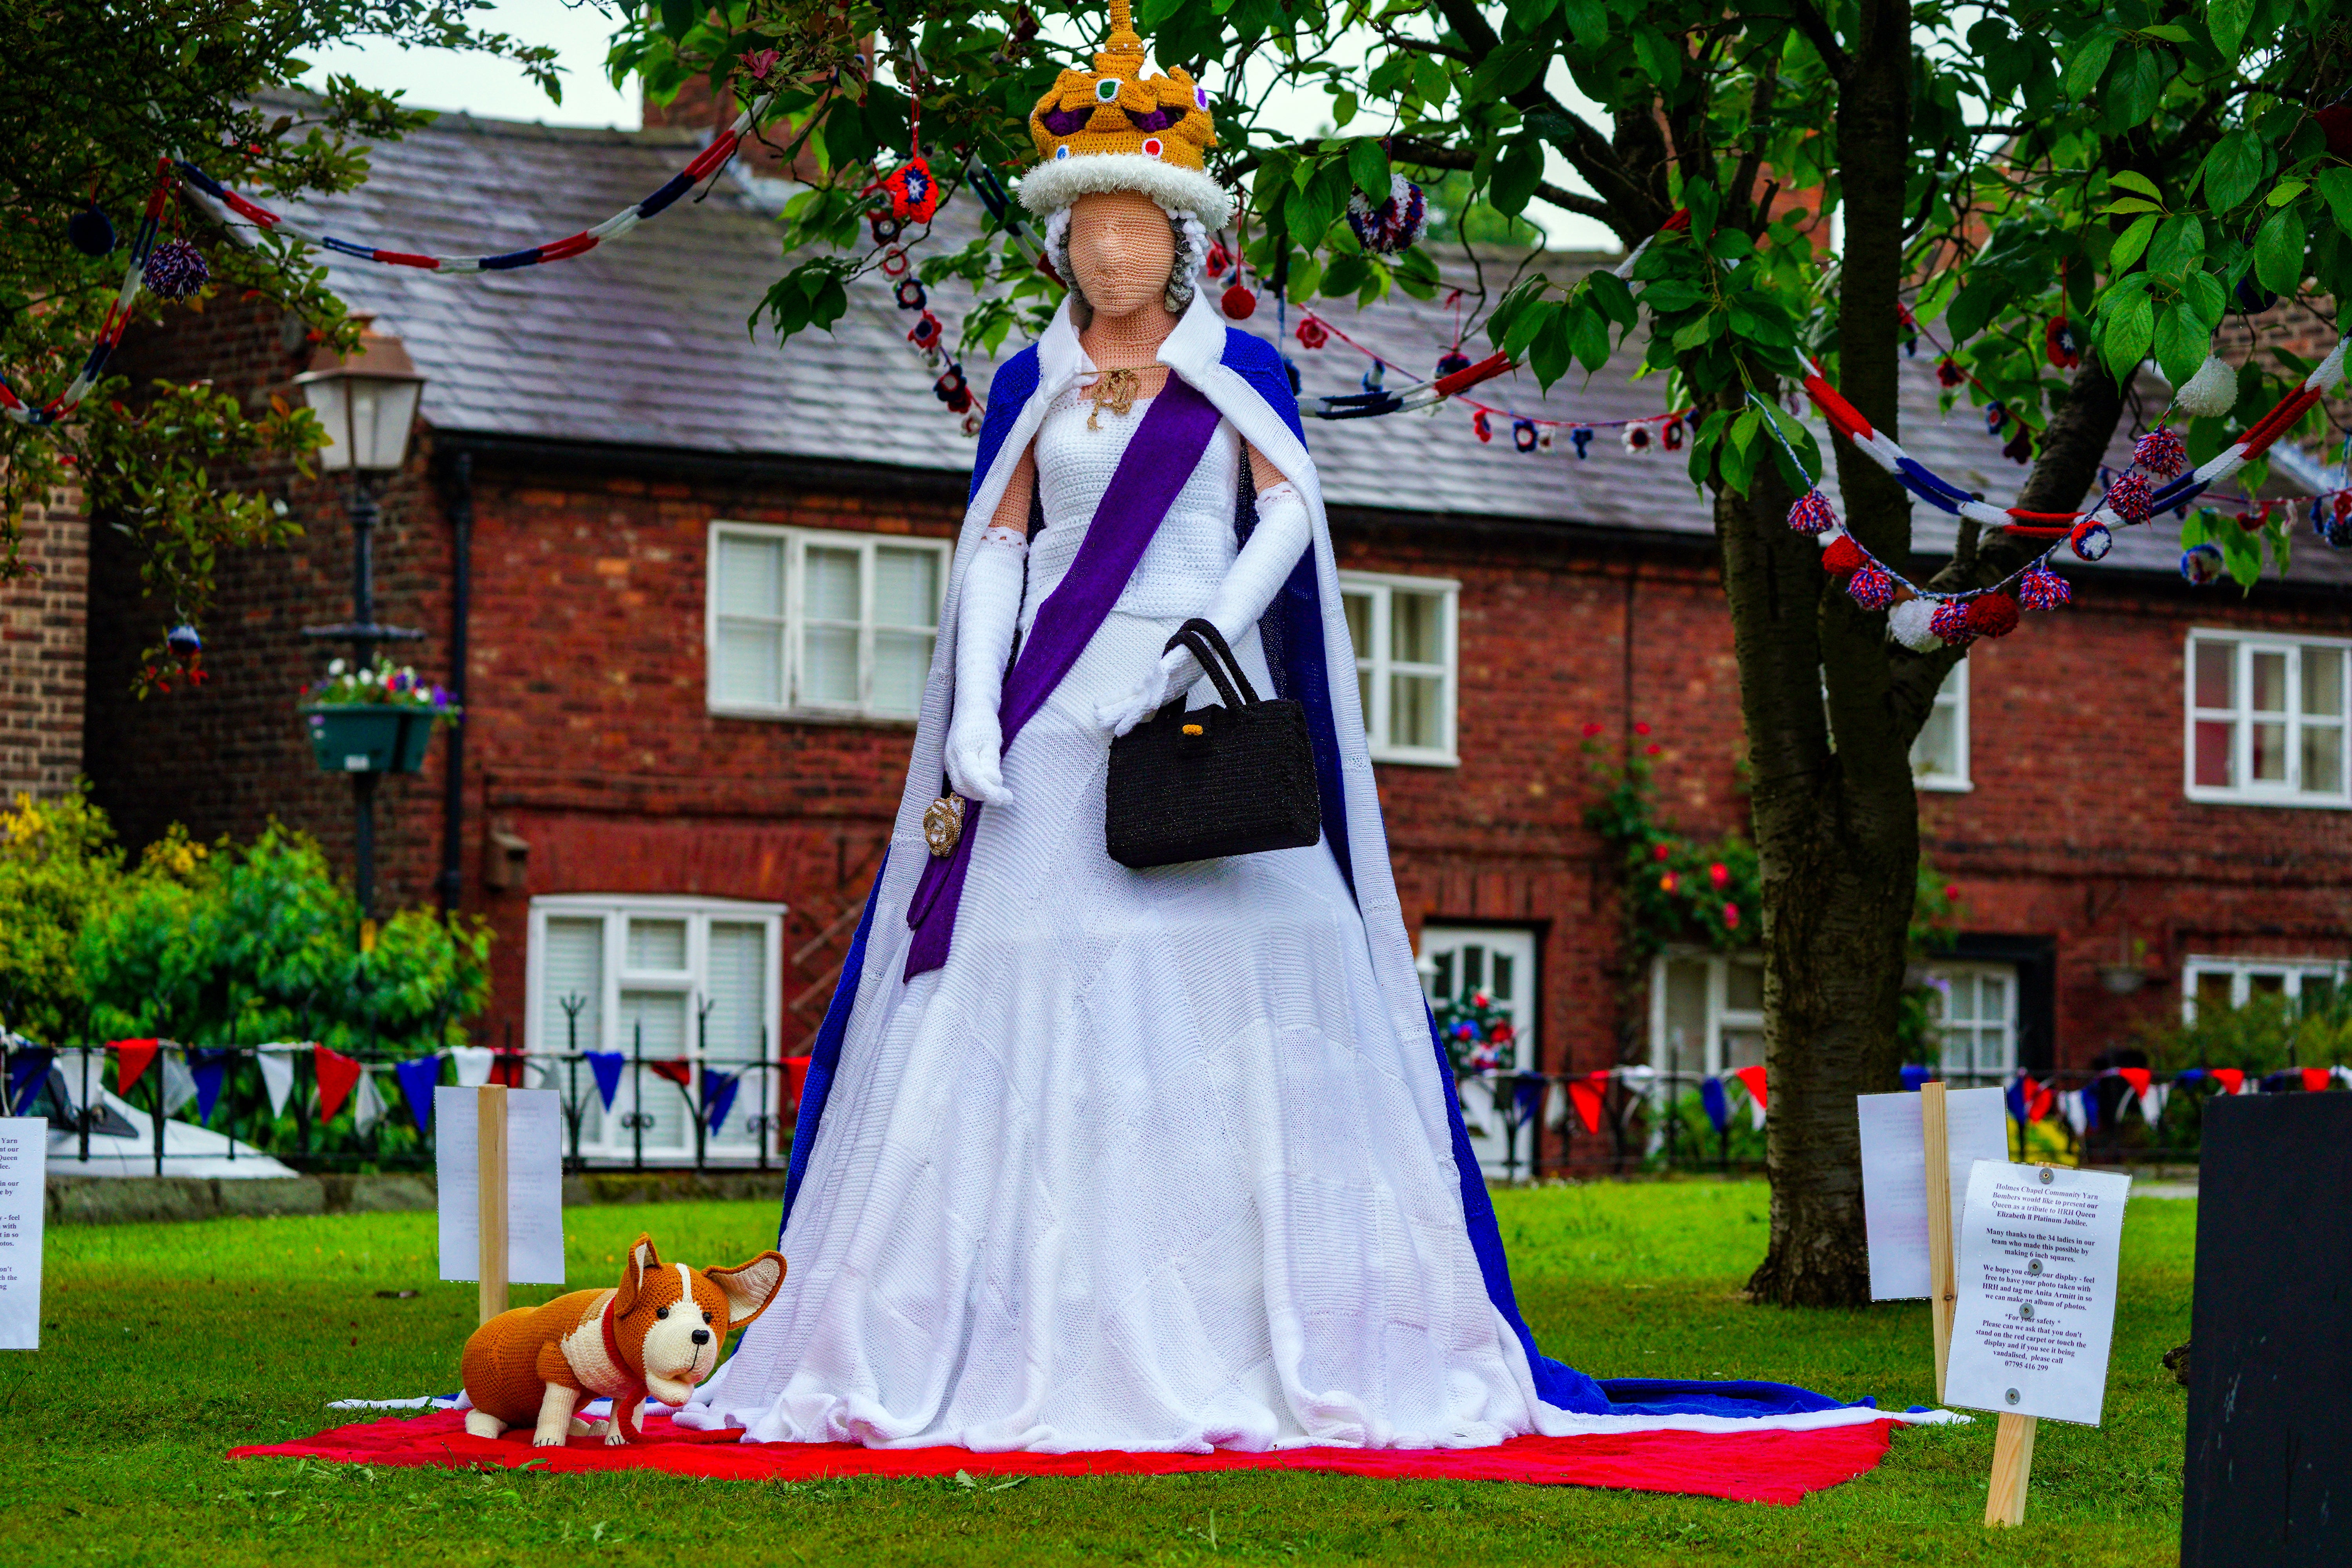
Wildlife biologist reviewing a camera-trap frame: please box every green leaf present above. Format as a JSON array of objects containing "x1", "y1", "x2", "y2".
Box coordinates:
[
  {"x1": 2102, "y1": 197, "x2": 2163, "y2": 215},
  {"x1": 1671, "y1": 314, "x2": 1720, "y2": 351},
  {"x1": 2110, "y1": 213, "x2": 2158, "y2": 272},
  {"x1": 2221, "y1": 524, "x2": 2263, "y2": 590},
  {"x1": 1470, "y1": 40, "x2": 1547, "y2": 101},
  {"x1": 2316, "y1": 168, "x2": 2352, "y2": 234},
  {"x1": 2153, "y1": 301, "x2": 2210, "y2": 387},
  {"x1": 1571, "y1": 305, "x2": 1612, "y2": 372},
  {"x1": 1559, "y1": 0, "x2": 1605, "y2": 43},
  {"x1": 2147, "y1": 214, "x2": 2205, "y2": 278},
  {"x1": 1586, "y1": 271, "x2": 1638, "y2": 328},
  {"x1": 2141, "y1": 23, "x2": 2193, "y2": 43},
  {"x1": 1492, "y1": 138, "x2": 1543, "y2": 218},
  {"x1": 2200, "y1": 130, "x2": 2263, "y2": 213},
  {"x1": 660, "y1": 0, "x2": 697, "y2": 40},
  {"x1": 2102, "y1": 287, "x2": 2154, "y2": 377},
  {"x1": 2181, "y1": 510, "x2": 2209, "y2": 550},
  {"x1": 1729, "y1": 406, "x2": 1761, "y2": 456},
  {"x1": 2267, "y1": 179, "x2": 2309, "y2": 207},
  {"x1": 1330, "y1": 89, "x2": 1358, "y2": 130},
  {"x1": 2110, "y1": 169, "x2": 2162, "y2": 199},
  {"x1": 1639, "y1": 280, "x2": 1707, "y2": 312},
  {"x1": 1410, "y1": 54, "x2": 1450, "y2": 105},
  {"x1": 2062, "y1": 30, "x2": 2118, "y2": 98},
  {"x1": 1503, "y1": 298, "x2": 1560, "y2": 360},
  {"x1": 1947, "y1": 276, "x2": 2013, "y2": 343},
  {"x1": 1530, "y1": 313, "x2": 1574, "y2": 387},
  {"x1": 2112, "y1": 49, "x2": 2163, "y2": 127},
  {"x1": 2253, "y1": 207, "x2": 2308, "y2": 295},
  {"x1": 1319, "y1": 252, "x2": 1371, "y2": 298},
  {"x1": 2207, "y1": 0, "x2": 2253, "y2": 59},
  {"x1": 1348, "y1": 137, "x2": 1390, "y2": 198},
  {"x1": 2183, "y1": 269, "x2": 2228, "y2": 328}
]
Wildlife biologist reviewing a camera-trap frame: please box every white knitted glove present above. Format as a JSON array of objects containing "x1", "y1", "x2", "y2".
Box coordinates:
[
  {"x1": 944, "y1": 527, "x2": 1027, "y2": 805},
  {"x1": 1098, "y1": 483, "x2": 1312, "y2": 736}
]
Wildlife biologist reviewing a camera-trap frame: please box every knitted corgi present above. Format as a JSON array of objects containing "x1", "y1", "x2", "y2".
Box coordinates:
[{"x1": 461, "y1": 1232, "x2": 785, "y2": 1446}]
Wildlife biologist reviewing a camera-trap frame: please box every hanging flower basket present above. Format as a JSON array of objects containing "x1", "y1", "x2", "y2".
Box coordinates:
[{"x1": 299, "y1": 657, "x2": 459, "y2": 775}]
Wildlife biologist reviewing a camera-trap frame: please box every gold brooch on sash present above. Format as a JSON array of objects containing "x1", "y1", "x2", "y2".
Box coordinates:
[{"x1": 923, "y1": 795, "x2": 966, "y2": 857}]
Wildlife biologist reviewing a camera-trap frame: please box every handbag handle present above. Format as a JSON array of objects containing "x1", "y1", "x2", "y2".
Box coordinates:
[{"x1": 1164, "y1": 617, "x2": 1261, "y2": 709}]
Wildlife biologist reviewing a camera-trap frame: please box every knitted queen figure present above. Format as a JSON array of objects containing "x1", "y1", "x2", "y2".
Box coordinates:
[{"x1": 681, "y1": 0, "x2": 1859, "y2": 1452}]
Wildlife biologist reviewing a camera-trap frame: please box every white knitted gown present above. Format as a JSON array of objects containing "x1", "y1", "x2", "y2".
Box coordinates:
[{"x1": 679, "y1": 389, "x2": 1565, "y2": 1452}]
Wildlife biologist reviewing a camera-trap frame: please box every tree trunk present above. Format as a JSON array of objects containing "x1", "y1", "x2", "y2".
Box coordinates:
[{"x1": 1733, "y1": 0, "x2": 1917, "y2": 1309}]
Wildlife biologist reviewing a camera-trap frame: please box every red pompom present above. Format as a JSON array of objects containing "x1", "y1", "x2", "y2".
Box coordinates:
[
  {"x1": 1822, "y1": 535, "x2": 1867, "y2": 575},
  {"x1": 1965, "y1": 593, "x2": 2020, "y2": 638},
  {"x1": 1220, "y1": 283, "x2": 1258, "y2": 319}
]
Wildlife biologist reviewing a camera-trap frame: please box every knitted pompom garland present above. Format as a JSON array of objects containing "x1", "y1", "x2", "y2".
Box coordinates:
[
  {"x1": 1965, "y1": 593, "x2": 2020, "y2": 638},
  {"x1": 2107, "y1": 471, "x2": 2154, "y2": 524},
  {"x1": 2069, "y1": 519, "x2": 2112, "y2": 561},
  {"x1": 2180, "y1": 542, "x2": 2225, "y2": 586},
  {"x1": 1345, "y1": 174, "x2": 1428, "y2": 255},
  {"x1": 1787, "y1": 488, "x2": 1839, "y2": 534},
  {"x1": 1847, "y1": 564, "x2": 1898, "y2": 610},
  {"x1": 2133, "y1": 427, "x2": 2187, "y2": 478},
  {"x1": 142, "y1": 238, "x2": 210, "y2": 301},
  {"x1": 1889, "y1": 597, "x2": 1942, "y2": 651},
  {"x1": 2176, "y1": 354, "x2": 2238, "y2": 418},
  {"x1": 2017, "y1": 566, "x2": 2072, "y2": 611},
  {"x1": 1929, "y1": 599, "x2": 1976, "y2": 644},
  {"x1": 1821, "y1": 534, "x2": 1868, "y2": 575}
]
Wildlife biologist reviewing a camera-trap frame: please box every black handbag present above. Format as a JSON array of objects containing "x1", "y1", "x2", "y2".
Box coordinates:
[{"x1": 1105, "y1": 617, "x2": 1322, "y2": 869}]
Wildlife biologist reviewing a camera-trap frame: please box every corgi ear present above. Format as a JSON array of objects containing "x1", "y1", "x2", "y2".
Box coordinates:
[
  {"x1": 614, "y1": 1233, "x2": 661, "y2": 1315},
  {"x1": 703, "y1": 1250, "x2": 787, "y2": 1331}
]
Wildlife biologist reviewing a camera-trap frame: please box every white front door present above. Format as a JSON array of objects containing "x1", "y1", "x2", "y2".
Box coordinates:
[{"x1": 1418, "y1": 924, "x2": 1540, "y2": 1180}]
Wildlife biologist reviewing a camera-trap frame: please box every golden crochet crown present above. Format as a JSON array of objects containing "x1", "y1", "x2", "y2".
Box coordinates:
[{"x1": 1012, "y1": 0, "x2": 1230, "y2": 228}]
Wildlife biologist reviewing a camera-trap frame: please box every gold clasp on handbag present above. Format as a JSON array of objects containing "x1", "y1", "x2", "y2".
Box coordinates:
[{"x1": 923, "y1": 795, "x2": 966, "y2": 857}]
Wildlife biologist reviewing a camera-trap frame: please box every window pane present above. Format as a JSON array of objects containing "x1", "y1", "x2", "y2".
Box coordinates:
[
  {"x1": 1343, "y1": 591, "x2": 1372, "y2": 657},
  {"x1": 2194, "y1": 640, "x2": 2235, "y2": 710},
  {"x1": 1391, "y1": 591, "x2": 1443, "y2": 665},
  {"x1": 805, "y1": 545, "x2": 861, "y2": 623},
  {"x1": 2250, "y1": 971, "x2": 2287, "y2": 997},
  {"x1": 2194, "y1": 720, "x2": 2235, "y2": 787},
  {"x1": 1492, "y1": 952, "x2": 1515, "y2": 1003},
  {"x1": 2253, "y1": 721, "x2": 2288, "y2": 782},
  {"x1": 619, "y1": 991, "x2": 691, "y2": 1151},
  {"x1": 1391, "y1": 673, "x2": 1441, "y2": 750},
  {"x1": 539, "y1": 918, "x2": 603, "y2": 1054},
  {"x1": 715, "y1": 535, "x2": 782, "y2": 617},
  {"x1": 1911, "y1": 704, "x2": 1958, "y2": 781},
  {"x1": 1980, "y1": 973, "x2": 2007, "y2": 1024},
  {"x1": 1461, "y1": 945, "x2": 1485, "y2": 995},
  {"x1": 871, "y1": 630, "x2": 933, "y2": 717},
  {"x1": 1428, "y1": 951, "x2": 1454, "y2": 1000},
  {"x1": 1726, "y1": 960, "x2": 1764, "y2": 1013},
  {"x1": 874, "y1": 546, "x2": 940, "y2": 631},
  {"x1": 1663, "y1": 960, "x2": 1708, "y2": 1075},
  {"x1": 2303, "y1": 724, "x2": 2344, "y2": 796},
  {"x1": 2195, "y1": 972, "x2": 2233, "y2": 1013},
  {"x1": 714, "y1": 622, "x2": 781, "y2": 707},
  {"x1": 2303, "y1": 647, "x2": 2345, "y2": 719},
  {"x1": 705, "y1": 923, "x2": 766, "y2": 1066},
  {"x1": 1721, "y1": 1028, "x2": 1766, "y2": 1072},
  {"x1": 802, "y1": 626, "x2": 859, "y2": 704},
  {"x1": 2304, "y1": 975, "x2": 2338, "y2": 1013},
  {"x1": 2252, "y1": 650, "x2": 2288, "y2": 713},
  {"x1": 627, "y1": 917, "x2": 687, "y2": 972}
]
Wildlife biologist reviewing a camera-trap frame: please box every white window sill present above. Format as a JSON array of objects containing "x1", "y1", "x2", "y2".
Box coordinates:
[
  {"x1": 708, "y1": 702, "x2": 920, "y2": 729},
  {"x1": 2184, "y1": 785, "x2": 2352, "y2": 811},
  {"x1": 1916, "y1": 776, "x2": 1974, "y2": 794},
  {"x1": 1370, "y1": 748, "x2": 1461, "y2": 769}
]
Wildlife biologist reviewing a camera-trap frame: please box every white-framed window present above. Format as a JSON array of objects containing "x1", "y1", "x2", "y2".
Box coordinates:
[
  {"x1": 2184, "y1": 630, "x2": 2352, "y2": 807},
  {"x1": 707, "y1": 522, "x2": 948, "y2": 721},
  {"x1": 1924, "y1": 962, "x2": 2016, "y2": 1079},
  {"x1": 1339, "y1": 571, "x2": 1459, "y2": 765},
  {"x1": 1649, "y1": 950, "x2": 1765, "y2": 1079},
  {"x1": 1418, "y1": 924, "x2": 1539, "y2": 1178},
  {"x1": 2181, "y1": 955, "x2": 2346, "y2": 1022},
  {"x1": 1912, "y1": 660, "x2": 1971, "y2": 792},
  {"x1": 525, "y1": 895, "x2": 786, "y2": 1163}
]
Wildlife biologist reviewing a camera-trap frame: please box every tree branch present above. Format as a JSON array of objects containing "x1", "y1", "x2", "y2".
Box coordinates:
[
  {"x1": 1389, "y1": 134, "x2": 1617, "y2": 225},
  {"x1": 1780, "y1": 0, "x2": 1851, "y2": 82}
]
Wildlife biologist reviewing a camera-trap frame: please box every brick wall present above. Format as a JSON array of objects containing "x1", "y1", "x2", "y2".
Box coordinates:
[{"x1": 0, "y1": 482, "x2": 87, "y2": 799}]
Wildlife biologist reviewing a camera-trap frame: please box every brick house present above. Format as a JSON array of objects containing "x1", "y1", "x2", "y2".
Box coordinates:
[{"x1": 43, "y1": 105, "x2": 2352, "y2": 1170}]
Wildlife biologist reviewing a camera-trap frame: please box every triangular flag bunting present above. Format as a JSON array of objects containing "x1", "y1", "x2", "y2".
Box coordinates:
[
  {"x1": 647, "y1": 1058, "x2": 694, "y2": 1089},
  {"x1": 2005, "y1": 1074, "x2": 2034, "y2": 1123},
  {"x1": 1565, "y1": 1073, "x2": 1605, "y2": 1135},
  {"x1": 586, "y1": 1052, "x2": 627, "y2": 1111},
  {"x1": 159, "y1": 1050, "x2": 198, "y2": 1118},
  {"x1": 2060, "y1": 1087, "x2": 2089, "y2": 1136},
  {"x1": 112, "y1": 1038, "x2": 160, "y2": 1096},
  {"x1": 2302, "y1": 1066, "x2": 2332, "y2": 1094},
  {"x1": 490, "y1": 1049, "x2": 529, "y2": 1089},
  {"x1": 1699, "y1": 1076, "x2": 1730, "y2": 1133},
  {"x1": 314, "y1": 1048, "x2": 364, "y2": 1121},
  {"x1": 1901, "y1": 1064, "x2": 1934, "y2": 1092},
  {"x1": 353, "y1": 1069, "x2": 387, "y2": 1134},
  {"x1": 189, "y1": 1049, "x2": 235, "y2": 1123},
  {"x1": 255, "y1": 1049, "x2": 296, "y2": 1118},
  {"x1": 2140, "y1": 1082, "x2": 2170, "y2": 1123},
  {"x1": 5, "y1": 1048, "x2": 54, "y2": 1116},
  {"x1": 1730, "y1": 1064, "x2": 1768, "y2": 1127},
  {"x1": 2211, "y1": 1067, "x2": 2245, "y2": 1096},
  {"x1": 2118, "y1": 1067, "x2": 2152, "y2": 1101},
  {"x1": 449, "y1": 1045, "x2": 495, "y2": 1088},
  {"x1": 394, "y1": 1056, "x2": 443, "y2": 1132},
  {"x1": 783, "y1": 1054, "x2": 813, "y2": 1109},
  {"x1": 703, "y1": 1068, "x2": 742, "y2": 1134}
]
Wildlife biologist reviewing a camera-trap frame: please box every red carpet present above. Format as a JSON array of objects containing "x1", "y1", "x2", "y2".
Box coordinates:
[{"x1": 229, "y1": 1410, "x2": 1899, "y2": 1505}]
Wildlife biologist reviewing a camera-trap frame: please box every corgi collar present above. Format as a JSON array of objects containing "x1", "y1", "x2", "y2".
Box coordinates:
[{"x1": 598, "y1": 1296, "x2": 650, "y2": 1443}]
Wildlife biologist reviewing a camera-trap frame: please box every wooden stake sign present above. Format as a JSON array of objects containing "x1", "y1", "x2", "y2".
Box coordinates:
[
  {"x1": 477, "y1": 1084, "x2": 508, "y2": 1323},
  {"x1": 1921, "y1": 1083, "x2": 1957, "y2": 1401},
  {"x1": 437, "y1": 1085, "x2": 567, "y2": 1316}
]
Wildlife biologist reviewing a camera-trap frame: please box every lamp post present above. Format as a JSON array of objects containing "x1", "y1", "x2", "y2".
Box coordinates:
[{"x1": 296, "y1": 318, "x2": 427, "y2": 927}]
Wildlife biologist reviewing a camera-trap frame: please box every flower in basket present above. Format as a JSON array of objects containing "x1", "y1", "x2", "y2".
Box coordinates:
[{"x1": 302, "y1": 657, "x2": 461, "y2": 720}]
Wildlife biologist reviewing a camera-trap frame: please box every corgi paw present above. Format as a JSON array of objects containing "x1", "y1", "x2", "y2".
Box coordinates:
[
  {"x1": 568, "y1": 1416, "x2": 606, "y2": 1437},
  {"x1": 604, "y1": 1426, "x2": 631, "y2": 1447},
  {"x1": 532, "y1": 1429, "x2": 570, "y2": 1448},
  {"x1": 463, "y1": 1410, "x2": 507, "y2": 1440}
]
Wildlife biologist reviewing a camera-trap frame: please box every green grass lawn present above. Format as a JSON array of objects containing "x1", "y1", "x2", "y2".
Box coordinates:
[{"x1": 9, "y1": 1181, "x2": 2189, "y2": 1566}]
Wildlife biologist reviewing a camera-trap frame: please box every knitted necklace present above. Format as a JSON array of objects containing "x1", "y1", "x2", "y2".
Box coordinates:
[{"x1": 1080, "y1": 301, "x2": 1176, "y2": 427}]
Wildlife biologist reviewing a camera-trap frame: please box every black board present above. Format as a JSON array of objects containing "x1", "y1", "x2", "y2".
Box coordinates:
[{"x1": 2181, "y1": 1091, "x2": 2352, "y2": 1566}]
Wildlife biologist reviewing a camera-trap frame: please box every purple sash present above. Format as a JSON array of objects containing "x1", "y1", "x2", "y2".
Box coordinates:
[{"x1": 904, "y1": 374, "x2": 1222, "y2": 979}]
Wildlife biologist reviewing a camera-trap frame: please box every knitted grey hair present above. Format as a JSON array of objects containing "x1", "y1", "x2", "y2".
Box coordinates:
[{"x1": 1044, "y1": 203, "x2": 1210, "y2": 326}]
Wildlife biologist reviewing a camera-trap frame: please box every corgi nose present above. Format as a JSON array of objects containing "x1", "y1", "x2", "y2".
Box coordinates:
[{"x1": 691, "y1": 1328, "x2": 711, "y2": 1345}]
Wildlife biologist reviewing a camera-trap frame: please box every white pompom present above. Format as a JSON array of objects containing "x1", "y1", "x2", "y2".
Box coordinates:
[
  {"x1": 2176, "y1": 355, "x2": 2238, "y2": 419},
  {"x1": 1889, "y1": 597, "x2": 1941, "y2": 652}
]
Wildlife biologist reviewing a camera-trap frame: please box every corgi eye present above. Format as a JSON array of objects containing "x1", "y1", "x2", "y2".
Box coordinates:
[
  {"x1": 702, "y1": 1311, "x2": 714, "y2": 1325},
  {"x1": 655, "y1": 1307, "x2": 669, "y2": 1320}
]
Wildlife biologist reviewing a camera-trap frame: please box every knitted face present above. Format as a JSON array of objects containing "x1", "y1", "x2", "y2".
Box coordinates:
[{"x1": 1065, "y1": 190, "x2": 1176, "y2": 319}]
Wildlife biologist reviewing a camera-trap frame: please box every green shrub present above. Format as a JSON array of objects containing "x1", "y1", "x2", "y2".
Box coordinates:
[{"x1": 0, "y1": 788, "x2": 137, "y2": 1040}]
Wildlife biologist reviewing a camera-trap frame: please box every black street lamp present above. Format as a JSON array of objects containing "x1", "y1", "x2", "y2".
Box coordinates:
[{"x1": 296, "y1": 318, "x2": 427, "y2": 927}]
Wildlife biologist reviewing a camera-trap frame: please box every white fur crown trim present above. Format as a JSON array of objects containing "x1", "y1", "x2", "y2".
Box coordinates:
[{"x1": 1014, "y1": 153, "x2": 1234, "y2": 230}]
